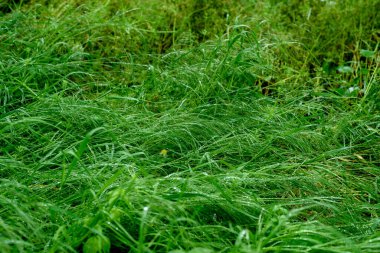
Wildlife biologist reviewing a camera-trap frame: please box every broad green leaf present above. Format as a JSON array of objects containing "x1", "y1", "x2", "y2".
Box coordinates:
[
  {"x1": 360, "y1": 49, "x2": 375, "y2": 58},
  {"x1": 337, "y1": 66, "x2": 353, "y2": 73},
  {"x1": 83, "y1": 235, "x2": 110, "y2": 253}
]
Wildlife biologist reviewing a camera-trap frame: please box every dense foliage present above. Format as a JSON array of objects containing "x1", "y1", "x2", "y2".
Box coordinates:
[{"x1": 1, "y1": 0, "x2": 379, "y2": 252}]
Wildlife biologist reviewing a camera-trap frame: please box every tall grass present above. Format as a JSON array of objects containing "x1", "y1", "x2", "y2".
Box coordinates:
[{"x1": 0, "y1": 0, "x2": 379, "y2": 252}]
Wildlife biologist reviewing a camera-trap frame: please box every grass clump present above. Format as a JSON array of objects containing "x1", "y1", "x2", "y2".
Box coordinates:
[{"x1": 0, "y1": 0, "x2": 379, "y2": 252}]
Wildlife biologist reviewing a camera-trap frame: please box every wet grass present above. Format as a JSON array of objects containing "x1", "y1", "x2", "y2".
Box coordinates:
[{"x1": 0, "y1": 0, "x2": 379, "y2": 252}]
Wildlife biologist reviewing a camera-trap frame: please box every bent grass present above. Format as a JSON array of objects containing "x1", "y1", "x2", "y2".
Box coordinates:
[{"x1": 0, "y1": 0, "x2": 379, "y2": 252}]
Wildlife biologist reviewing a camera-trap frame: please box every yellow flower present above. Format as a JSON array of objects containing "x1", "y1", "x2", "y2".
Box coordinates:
[{"x1": 159, "y1": 149, "x2": 168, "y2": 157}]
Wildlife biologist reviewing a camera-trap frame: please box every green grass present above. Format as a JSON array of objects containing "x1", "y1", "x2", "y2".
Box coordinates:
[{"x1": 1, "y1": 0, "x2": 379, "y2": 252}]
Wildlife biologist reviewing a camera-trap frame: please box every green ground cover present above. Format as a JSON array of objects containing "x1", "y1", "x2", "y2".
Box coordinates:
[{"x1": 0, "y1": 0, "x2": 379, "y2": 252}]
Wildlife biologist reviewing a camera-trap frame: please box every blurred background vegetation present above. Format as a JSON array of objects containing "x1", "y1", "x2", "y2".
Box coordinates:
[{"x1": 1, "y1": 0, "x2": 378, "y2": 112}]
